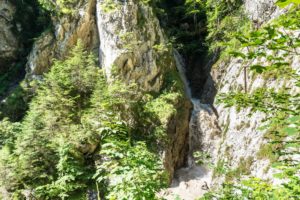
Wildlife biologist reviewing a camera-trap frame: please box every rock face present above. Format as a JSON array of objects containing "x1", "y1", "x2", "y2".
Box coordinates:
[
  {"x1": 200, "y1": 1, "x2": 300, "y2": 189},
  {"x1": 25, "y1": 0, "x2": 99, "y2": 79},
  {"x1": 167, "y1": 1, "x2": 299, "y2": 198},
  {"x1": 25, "y1": 0, "x2": 191, "y2": 181},
  {"x1": 244, "y1": 0, "x2": 277, "y2": 21},
  {"x1": 96, "y1": 0, "x2": 166, "y2": 91},
  {"x1": 161, "y1": 100, "x2": 220, "y2": 200},
  {"x1": 96, "y1": 0, "x2": 191, "y2": 178},
  {"x1": 211, "y1": 48, "x2": 300, "y2": 184},
  {"x1": 243, "y1": 0, "x2": 289, "y2": 23},
  {"x1": 0, "y1": 1, "x2": 20, "y2": 73}
]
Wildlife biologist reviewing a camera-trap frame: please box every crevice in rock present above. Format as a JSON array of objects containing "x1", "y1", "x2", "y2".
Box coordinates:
[
  {"x1": 0, "y1": 0, "x2": 51, "y2": 121},
  {"x1": 156, "y1": 1, "x2": 221, "y2": 198}
]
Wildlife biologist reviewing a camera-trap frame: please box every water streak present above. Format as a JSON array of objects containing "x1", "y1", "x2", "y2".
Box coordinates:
[
  {"x1": 173, "y1": 50, "x2": 192, "y2": 99},
  {"x1": 122, "y1": 0, "x2": 128, "y2": 31},
  {"x1": 174, "y1": 49, "x2": 204, "y2": 167},
  {"x1": 163, "y1": 50, "x2": 212, "y2": 199}
]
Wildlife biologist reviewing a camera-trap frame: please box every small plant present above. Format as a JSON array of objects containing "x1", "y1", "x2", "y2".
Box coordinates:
[
  {"x1": 153, "y1": 43, "x2": 169, "y2": 53},
  {"x1": 257, "y1": 143, "x2": 279, "y2": 162},
  {"x1": 38, "y1": 0, "x2": 77, "y2": 14},
  {"x1": 213, "y1": 159, "x2": 228, "y2": 178},
  {"x1": 193, "y1": 151, "x2": 212, "y2": 166},
  {"x1": 100, "y1": 0, "x2": 120, "y2": 13},
  {"x1": 119, "y1": 32, "x2": 141, "y2": 51}
]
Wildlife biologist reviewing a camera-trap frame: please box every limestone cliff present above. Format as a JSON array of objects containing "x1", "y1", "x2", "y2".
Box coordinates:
[
  {"x1": 1, "y1": 0, "x2": 298, "y2": 199},
  {"x1": 196, "y1": 0, "x2": 299, "y2": 192},
  {"x1": 25, "y1": 0, "x2": 191, "y2": 181},
  {"x1": 161, "y1": 1, "x2": 299, "y2": 199},
  {"x1": 25, "y1": 0, "x2": 99, "y2": 79},
  {"x1": 96, "y1": 0, "x2": 191, "y2": 179}
]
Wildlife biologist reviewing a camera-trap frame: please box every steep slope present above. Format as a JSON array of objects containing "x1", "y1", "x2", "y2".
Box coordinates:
[
  {"x1": 160, "y1": 0, "x2": 299, "y2": 199},
  {"x1": 210, "y1": 0, "x2": 298, "y2": 182},
  {"x1": 27, "y1": 0, "x2": 191, "y2": 183},
  {"x1": 0, "y1": 0, "x2": 191, "y2": 199},
  {"x1": 95, "y1": 0, "x2": 191, "y2": 180},
  {"x1": 0, "y1": 0, "x2": 50, "y2": 121},
  {"x1": 26, "y1": 0, "x2": 99, "y2": 80},
  {"x1": 0, "y1": 0, "x2": 298, "y2": 199}
]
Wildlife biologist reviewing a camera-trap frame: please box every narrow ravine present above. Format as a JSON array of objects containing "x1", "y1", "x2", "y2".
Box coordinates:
[
  {"x1": 96, "y1": 1, "x2": 216, "y2": 199},
  {"x1": 159, "y1": 50, "x2": 214, "y2": 200}
]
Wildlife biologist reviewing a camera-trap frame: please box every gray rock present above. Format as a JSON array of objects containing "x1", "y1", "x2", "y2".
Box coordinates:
[{"x1": 25, "y1": 0, "x2": 99, "y2": 80}]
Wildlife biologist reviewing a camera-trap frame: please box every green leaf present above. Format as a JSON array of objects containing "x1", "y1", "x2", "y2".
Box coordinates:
[
  {"x1": 250, "y1": 65, "x2": 266, "y2": 73},
  {"x1": 276, "y1": 0, "x2": 300, "y2": 8},
  {"x1": 288, "y1": 116, "x2": 300, "y2": 123},
  {"x1": 229, "y1": 51, "x2": 246, "y2": 58},
  {"x1": 283, "y1": 127, "x2": 298, "y2": 136},
  {"x1": 273, "y1": 172, "x2": 285, "y2": 179},
  {"x1": 284, "y1": 143, "x2": 300, "y2": 148},
  {"x1": 265, "y1": 26, "x2": 276, "y2": 39}
]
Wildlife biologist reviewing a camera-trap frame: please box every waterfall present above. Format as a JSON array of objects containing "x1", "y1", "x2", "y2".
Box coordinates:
[
  {"x1": 174, "y1": 49, "x2": 203, "y2": 167},
  {"x1": 173, "y1": 50, "x2": 192, "y2": 99},
  {"x1": 122, "y1": 0, "x2": 128, "y2": 31},
  {"x1": 161, "y1": 50, "x2": 213, "y2": 200}
]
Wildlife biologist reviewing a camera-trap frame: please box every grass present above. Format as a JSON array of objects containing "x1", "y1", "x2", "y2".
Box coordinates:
[
  {"x1": 225, "y1": 156, "x2": 254, "y2": 182},
  {"x1": 257, "y1": 143, "x2": 279, "y2": 163}
]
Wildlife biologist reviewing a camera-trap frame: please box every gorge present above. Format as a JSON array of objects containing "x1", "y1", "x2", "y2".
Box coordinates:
[{"x1": 0, "y1": 0, "x2": 299, "y2": 199}]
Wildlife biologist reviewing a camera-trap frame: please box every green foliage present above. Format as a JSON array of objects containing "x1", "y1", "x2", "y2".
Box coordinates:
[
  {"x1": 0, "y1": 84, "x2": 29, "y2": 121},
  {"x1": 257, "y1": 143, "x2": 279, "y2": 162},
  {"x1": 213, "y1": 160, "x2": 228, "y2": 178},
  {"x1": 0, "y1": 41, "x2": 102, "y2": 198},
  {"x1": 153, "y1": 0, "x2": 208, "y2": 56},
  {"x1": 12, "y1": 0, "x2": 51, "y2": 49},
  {"x1": 94, "y1": 140, "x2": 167, "y2": 199},
  {"x1": 0, "y1": 0, "x2": 50, "y2": 123},
  {"x1": 0, "y1": 39, "x2": 185, "y2": 198},
  {"x1": 228, "y1": 8, "x2": 300, "y2": 77},
  {"x1": 38, "y1": 0, "x2": 77, "y2": 15},
  {"x1": 276, "y1": 0, "x2": 300, "y2": 7},
  {"x1": 35, "y1": 142, "x2": 90, "y2": 199},
  {"x1": 201, "y1": 175, "x2": 300, "y2": 200},
  {"x1": 205, "y1": 0, "x2": 245, "y2": 53},
  {"x1": 100, "y1": 0, "x2": 120, "y2": 13},
  {"x1": 153, "y1": 43, "x2": 169, "y2": 53},
  {"x1": 145, "y1": 92, "x2": 180, "y2": 126},
  {"x1": 212, "y1": 5, "x2": 300, "y2": 200},
  {"x1": 184, "y1": 0, "x2": 206, "y2": 17},
  {"x1": 119, "y1": 31, "x2": 141, "y2": 51},
  {"x1": 0, "y1": 119, "x2": 21, "y2": 148},
  {"x1": 193, "y1": 151, "x2": 212, "y2": 166},
  {"x1": 218, "y1": 88, "x2": 297, "y2": 114},
  {"x1": 0, "y1": 146, "x2": 20, "y2": 194}
]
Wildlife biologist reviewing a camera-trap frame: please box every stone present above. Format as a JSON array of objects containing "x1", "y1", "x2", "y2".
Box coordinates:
[
  {"x1": 25, "y1": 0, "x2": 99, "y2": 80},
  {"x1": 96, "y1": 0, "x2": 191, "y2": 181},
  {"x1": 96, "y1": 0, "x2": 165, "y2": 92}
]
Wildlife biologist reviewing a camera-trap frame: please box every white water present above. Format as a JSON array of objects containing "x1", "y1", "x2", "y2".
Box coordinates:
[
  {"x1": 174, "y1": 49, "x2": 203, "y2": 167},
  {"x1": 174, "y1": 50, "x2": 192, "y2": 99},
  {"x1": 161, "y1": 50, "x2": 212, "y2": 200},
  {"x1": 121, "y1": 0, "x2": 128, "y2": 32}
]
